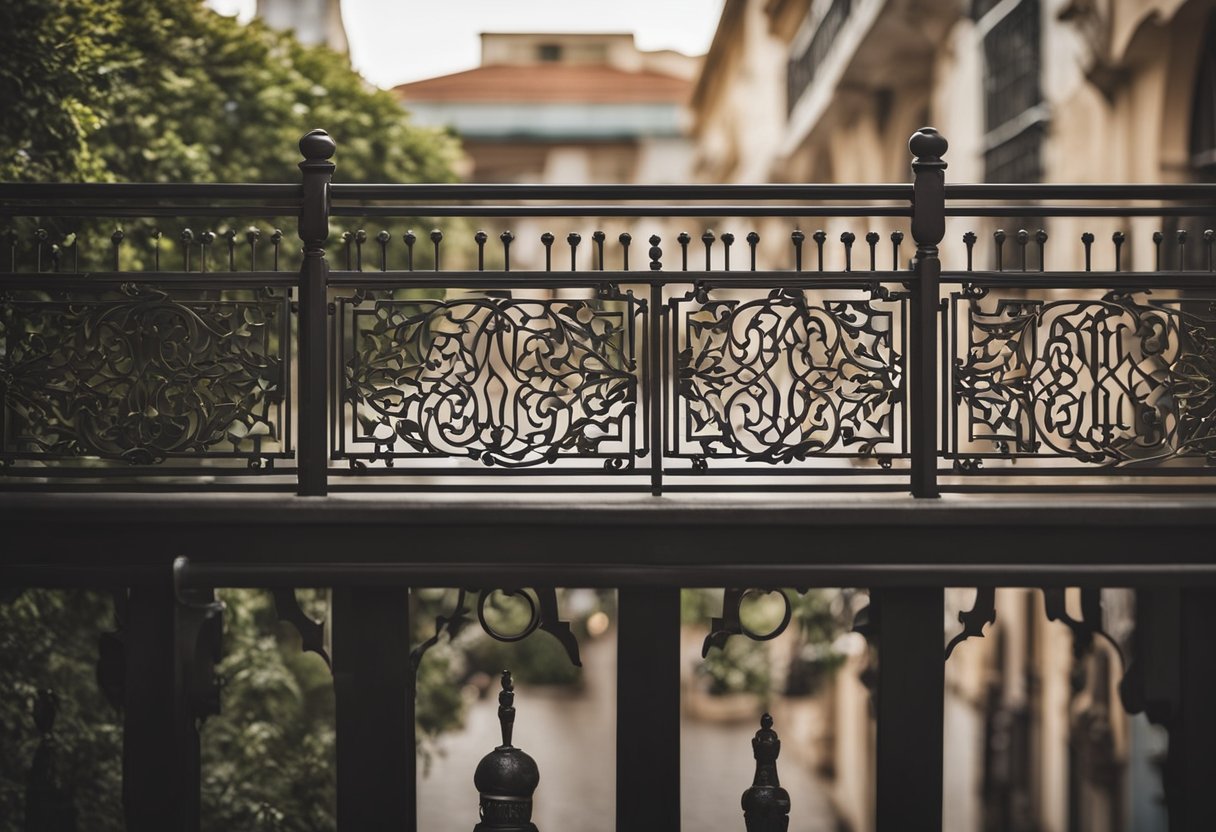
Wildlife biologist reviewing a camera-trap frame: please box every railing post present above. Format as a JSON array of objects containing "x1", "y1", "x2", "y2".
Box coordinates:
[
  {"x1": 332, "y1": 587, "x2": 415, "y2": 830},
  {"x1": 616, "y1": 587, "x2": 680, "y2": 831},
  {"x1": 873, "y1": 587, "x2": 944, "y2": 831},
  {"x1": 909, "y1": 127, "x2": 946, "y2": 498},
  {"x1": 297, "y1": 129, "x2": 335, "y2": 496}
]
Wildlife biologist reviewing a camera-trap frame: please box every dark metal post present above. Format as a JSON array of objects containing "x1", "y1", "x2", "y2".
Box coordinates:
[
  {"x1": 297, "y1": 129, "x2": 335, "y2": 496},
  {"x1": 122, "y1": 581, "x2": 183, "y2": 831},
  {"x1": 616, "y1": 587, "x2": 680, "y2": 831},
  {"x1": 332, "y1": 588, "x2": 415, "y2": 830},
  {"x1": 1176, "y1": 588, "x2": 1216, "y2": 830},
  {"x1": 873, "y1": 588, "x2": 944, "y2": 831},
  {"x1": 908, "y1": 128, "x2": 946, "y2": 498}
]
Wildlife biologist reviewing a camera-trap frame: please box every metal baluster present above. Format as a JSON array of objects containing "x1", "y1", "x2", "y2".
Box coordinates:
[
  {"x1": 648, "y1": 233, "x2": 663, "y2": 497},
  {"x1": 1177, "y1": 229, "x2": 1188, "y2": 270},
  {"x1": 112, "y1": 229, "x2": 125, "y2": 272},
  {"x1": 1113, "y1": 231, "x2": 1125, "y2": 272},
  {"x1": 341, "y1": 231, "x2": 353, "y2": 270},
  {"x1": 200, "y1": 231, "x2": 214, "y2": 273},
  {"x1": 151, "y1": 229, "x2": 162, "y2": 272},
  {"x1": 271, "y1": 228, "x2": 283, "y2": 271},
  {"x1": 1153, "y1": 230, "x2": 1164, "y2": 271},
  {"x1": 568, "y1": 232, "x2": 581, "y2": 271},
  {"x1": 1016, "y1": 229, "x2": 1029, "y2": 271},
  {"x1": 49, "y1": 241, "x2": 61, "y2": 272},
  {"x1": 994, "y1": 229, "x2": 1006, "y2": 272},
  {"x1": 963, "y1": 231, "x2": 976, "y2": 271},
  {"x1": 403, "y1": 230, "x2": 416, "y2": 271},
  {"x1": 541, "y1": 232, "x2": 554, "y2": 271},
  {"x1": 593, "y1": 230, "x2": 605, "y2": 270},
  {"x1": 1081, "y1": 232, "x2": 1094, "y2": 271},
  {"x1": 792, "y1": 229, "x2": 805, "y2": 271},
  {"x1": 721, "y1": 232, "x2": 734, "y2": 271},
  {"x1": 747, "y1": 231, "x2": 759, "y2": 271},
  {"x1": 181, "y1": 228, "x2": 194, "y2": 272},
  {"x1": 866, "y1": 231, "x2": 879, "y2": 270},
  {"x1": 500, "y1": 231, "x2": 512, "y2": 272},
  {"x1": 226, "y1": 228, "x2": 237, "y2": 271},
  {"x1": 1205, "y1": 229, "x2": 1214, "y2": 272},
  {"x1": 475, "y1": 230, "x2": 487, "y2": 271},
  {"x1": 34, "y1": 228, "x2": 48, "y2": 272},
  {"x1": 378, "y1": 230, "x2": 391, "y2": 272},
  {"x1": 430, "y1": 229, "x2": 442, "y2": 271},
  {"x1": 354, "y1": 229, "x2": 366, "y2": 272},
  {"x1": 1035, "y1": 229, "x2": 1048, "y2": 272},
  {"x1": 891, "y1": 230, "x2": 904, "y2": 270},
  {"x1": 619, "y1": 232, "x2": 631, "y2": 270},
  {"x1": 677, "y1": 231, "x2": 690, "y2": 270},
  {"x1": 702, "y1": 229, "x2": 715, "y2": 271},
  {"x1": 6, "y1": 228, "x2": 17, "y2": 271},
  {"x1": 247, "y1": 227, "x2": 260, "y2": 271},
  {"x1": 841, "y1": 231, "x2": 855, "y2": 272}
]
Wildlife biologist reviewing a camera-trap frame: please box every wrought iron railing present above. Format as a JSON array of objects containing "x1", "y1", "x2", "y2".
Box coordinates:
[
  {"x1": 786, "y1": 0, "x2": 851, "y2": 115},
  {"x1": 2, "y1": 128, "x2": 1214, "y2": 495},
  {"x1": 3, "y1": 129, "x2": 1216, "y2": 832}
]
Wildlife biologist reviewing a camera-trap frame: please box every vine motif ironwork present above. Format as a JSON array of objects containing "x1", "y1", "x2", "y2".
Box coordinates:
[
  {"x1": 671, "y1": 287, "x2": 905, "y2": 463},
  {"x1": 0, "y1": 285, "x2": 288, "y2": 465},
  {"x1": 953, "y1": 292, "x2": 1216, "y2": 465},
  {"x1": 340, "y1": 289, "x2": 643, "y2": 467}
]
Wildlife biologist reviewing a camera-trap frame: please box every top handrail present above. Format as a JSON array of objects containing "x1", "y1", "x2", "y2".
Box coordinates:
[{"x1": 0, "y1": 183, "x2": 300, "y2": 200}]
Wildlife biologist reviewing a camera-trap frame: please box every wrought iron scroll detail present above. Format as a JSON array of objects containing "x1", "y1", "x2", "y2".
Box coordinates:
[
  {"x1": 673, "y1": 287, "x2": 904, "y2": 463},
  {"x1": 411, "y1": 588, "x2": 581, "y2": 671},
  {"x1": 271, "y1": 589, "x2": 331, "y2": 670},
  {"x1": 0, "y1": 286, "x2": 289, "y2": 466},
  {"x1": 703, "y1": 588, "x2": 795, "y2": 657},
  {"x1": 341, "y1": 290, "x2": 642, "y2": 468},
  {"x1": 952, "y1": 293, "x2": 1216, "y2": 465},
  {"x1": 944, "y1": 587, "x2": 996, "y2": 660}
]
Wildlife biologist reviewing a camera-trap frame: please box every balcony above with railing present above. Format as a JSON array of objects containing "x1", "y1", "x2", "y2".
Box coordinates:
[{"x1": 1, "y1": 128, "x2": 1215, "y2": 498}]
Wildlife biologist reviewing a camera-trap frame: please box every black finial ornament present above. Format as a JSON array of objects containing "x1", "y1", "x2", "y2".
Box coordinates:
[
  {"x1": 741, "y1": 713, "x2": 790, "y2": 832},
  {"x1": 474, "y1": 671, "x2": 539, "y2": 831}
]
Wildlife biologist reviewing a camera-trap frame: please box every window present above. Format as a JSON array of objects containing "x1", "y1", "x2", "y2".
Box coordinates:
[
  {"x1": 979, "y1": 0, "x2": 1044, "y2": 182},
  {"x1": 538, "y1": 43, "x2": 562, "y2": 63}
]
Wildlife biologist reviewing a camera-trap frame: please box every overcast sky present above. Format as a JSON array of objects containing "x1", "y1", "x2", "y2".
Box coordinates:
[{"x1": 209, "y1": 0, "x2": 725, "y2": 89}]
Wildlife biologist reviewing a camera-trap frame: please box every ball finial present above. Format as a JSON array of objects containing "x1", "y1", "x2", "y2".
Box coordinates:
[
  {"x1": 909, "y1": 127, "x2": 948, "y2": 161},
  {"x1": 299, "y1": 129, "x2": 336, "y2": 161}
]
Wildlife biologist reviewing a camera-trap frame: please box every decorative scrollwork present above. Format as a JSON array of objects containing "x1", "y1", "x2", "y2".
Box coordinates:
[
  {"x1": 672, "y1": 287, "x2": 904, "y2": 463},
  {"x1": 341, "y1": 291, "x2": 641, "y2": 467},
  {"x1": 0, "y1": 285, "x2": 288, "y2": 466},
  {"x1": 702, "y1": 588, "x2": 795, "y2": 657},
  {"x1": 411, "y1": 587, "x2": 581, "y2": 671},
  {"x1": 271, "y1": 589, "x2": 331, "y2": 670},
  {"x1": 952, "y1": 293, "x2": 1216, "y2": 465},
  {"x1": 944, "y1": 587, "x2": 996, "y2": 660}
]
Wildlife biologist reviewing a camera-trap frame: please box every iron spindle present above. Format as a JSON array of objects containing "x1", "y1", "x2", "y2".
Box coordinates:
[
  {"x1": 33, "y1": 227, "x2": 47, "y2": 272},
  {"x1": 541, "y1": 231, "x2": 554, "y2": 271},
  {"x1": 342, "y1": 231, "x2": 353, "y2": 270},
  {"x1": 963, "y1": 231, "x2": 977, "y2": 271},
  {"x1": 891, "y1": 230, "x2": 904, "y2": 269},
  {"x1": 404, "y1": 230, "x2": 416, "y2": 270},
  {"x1": 619, "y1": 232, "x2": 631, "y2": 270},
  {"x1": 1206, "y1": 229, "x2": 1214, "y2": 271},
  {"x1": 180, "y1": 228, "x2": 193, "y2": 271},
  {"x1": 841, "y1": 230, "x2": 855, "y2": 272},
  {"x1": 6, "y1": 228, "x2": 17, "y2": 271},
  {"x1": 378, "y1": 229, "x2": 391, "y2": 271},
  {"x1": 740, "y1": 714, "x2": 790, "y2": 832},
  {"x1": 151, "y1": 228, "x2": 162, "y2": 271},
  {"x1": 1113, "y1": 231, "x2": 1125, "y2": 271},
  {"x1": 702, "y1": 229, "x2": 715, "y2": 270},
  {"x1": 994, "y1": 229, "x2": 1006, "y2": 271},
  {"x1": 678, "y1": 231, "x2": 690, "y2": 270},
  {"x1": 226, "y1": 228, "x2": 237, "y2": 271},
  {"x1": 1035, "y1": 229, "x2": 1047, "y2": 271},
  {"x1": 747, "y1": 231, "x2": 759, "y2": 270},
  {"x1": 866, "y1": 230, "x2": 879, "y2": 270},
  {"x1": 792, "y1": 229, "x2": 805, "y2": 271},
  {"x1": 475, "y1": 230, "x2": 487, "y2": 271},
  {"x1": 1081, "y1": 231, "x2": 1094, "y2": 271},
  {"x1": 271, "y1": 228, "x2": 282, "y2": 271},
  {"x1": 430, "y1": 229, "x2": 442, "y2": 271},
  {"x1": 568, "y1": 232, "x2": 581, "y2": 271},
  {"x1": 500, "y1": 230, "x2": 513, "y2": 271},
  {"x1": 354, "y1": 229, "x2": 366, "y2": 272},
  {"x1": 1178, "y1": 229, "x2": 1188, "y2": 269},
  {"x1": 200, "y1": 231, "x2": 214, "y2": 273},
  {"x1": 247, "y1": 227, "x2": 260, "y2": 270},
  {"x1": 111, "y1": 228, "x2": 123, "y2": 272},
  {"x1": 722, "y1": 231, "x2": 734, "y2": 270},
  {"x1": 593, "y1": 230, "x2": 606, "y2": 270},
  {"x1": 812, "y1": 229, "x2": 825, "y2": 270},
  {"x1": 1016, "y1": 229, "x2": 1029, "y2": 271},
  {"x1": 1154, "y1": 230, "x2": 1164, "y2": 270}
]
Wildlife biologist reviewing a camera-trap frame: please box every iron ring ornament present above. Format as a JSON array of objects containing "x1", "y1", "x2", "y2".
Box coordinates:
[
  {"x1": 703, "y1": 588, "x2": 798, "y2": 657},
  {"x1": 411, "y1": 587, "x2": 581, "y2": 672}
]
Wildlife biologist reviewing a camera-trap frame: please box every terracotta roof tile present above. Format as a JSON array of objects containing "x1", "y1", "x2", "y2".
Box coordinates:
[{"x1": 393, "y1": 64, "x2": 692, "y2": 105}]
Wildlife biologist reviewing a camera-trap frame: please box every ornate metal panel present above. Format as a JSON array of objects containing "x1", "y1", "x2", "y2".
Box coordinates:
[
  {"x1": 0, "y1": 284, "x2": 290, "y2": 469},
  {"x1": 336, "y1": 287, "x2": 643, "y2": 469},
  {"x1": 670, "y1": 286, "x2": 906, "y2": 468},
  {"x1": 949, "y1": 290, "x2": 1216, "y2": 468}
]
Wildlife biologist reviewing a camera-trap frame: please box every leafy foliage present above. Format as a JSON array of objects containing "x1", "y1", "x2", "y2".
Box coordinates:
[{"x1": 0, "y1": 0, "x2": 459, "y2": 186}]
